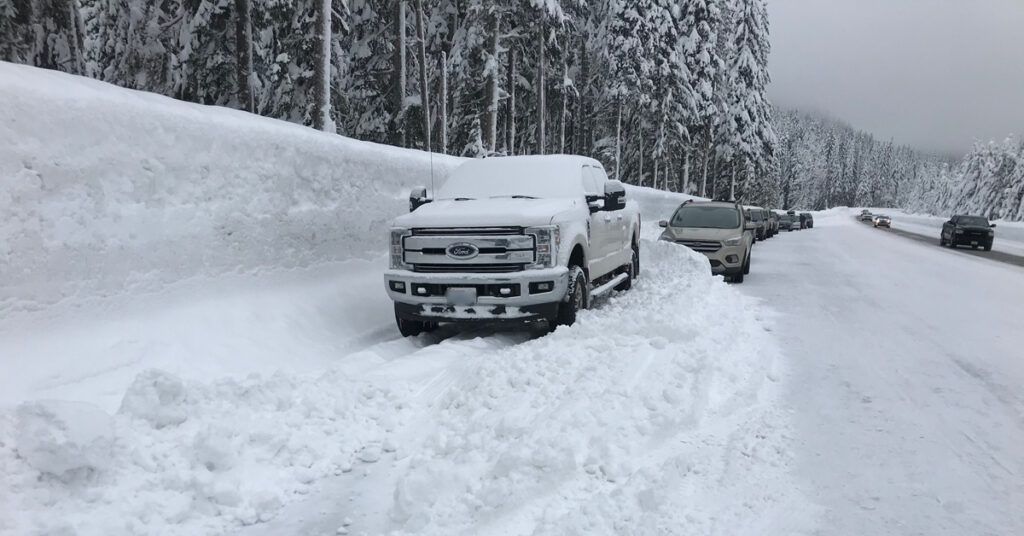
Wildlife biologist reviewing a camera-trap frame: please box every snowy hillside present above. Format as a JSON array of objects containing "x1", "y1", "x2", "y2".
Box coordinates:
[{"x1": 0, "y1": 62, "x2": 461, "y2": 317}]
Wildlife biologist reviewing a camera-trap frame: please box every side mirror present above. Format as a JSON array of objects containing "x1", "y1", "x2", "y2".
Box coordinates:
[
  {"x1": 658, "y1": 220, "x2": 669, "y2": 228},
  {"x1": 409, "y1": 186, "x2": 431, "y2": 212},
  {"x1": 603, "y1": 180, "x2": 626, "y2": 212},
  {"x1": 990, "y1": 223, "x2": 997, "y2": 228}
]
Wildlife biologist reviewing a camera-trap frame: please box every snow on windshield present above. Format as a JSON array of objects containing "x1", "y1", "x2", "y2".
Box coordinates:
[{"x1": 436, "y1": 156, "x2": 590, "y2": 200}]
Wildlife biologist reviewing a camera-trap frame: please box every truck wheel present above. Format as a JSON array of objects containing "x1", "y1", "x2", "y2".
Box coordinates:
[
  {"x1": 394, "y1": 304, "x2": 432, "y2": 337},
  {"x1": 556, "y1": 266, "x2": 588, "y2": 327},
  {"x1": 939, "y1": 235, "x2": 946, "y2": 246},
  {"x1": 615, "y1": 243, "x2": 639, "y2": 291},
  {"x1": 984, "y1": 243, "x2": 992, "y2": 251}
]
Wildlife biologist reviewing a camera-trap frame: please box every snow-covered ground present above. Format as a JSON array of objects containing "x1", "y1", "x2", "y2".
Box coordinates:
[
  {"x1": 4, "y1": 65, "x2": 1022, "y2": 536},
  {"x1": 742, "y1": 208, "x2": 1024, "y2": 535},
  {"x1": 864, "y1": 208, "x2": 1024, "y2": 257}
]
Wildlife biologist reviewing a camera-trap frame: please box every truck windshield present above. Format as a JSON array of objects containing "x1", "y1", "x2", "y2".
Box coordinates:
[
  {"x1": 436, "y1": 157, "x2": 587, "y2": 200},
  {"x1": 672, "y1": 206, "x2": 740, "y2": 229}
]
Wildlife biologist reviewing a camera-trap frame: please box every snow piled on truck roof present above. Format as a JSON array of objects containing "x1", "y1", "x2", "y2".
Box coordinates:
[{"x1": 436, "y1": 155, "x2": 603, "y2": 200}]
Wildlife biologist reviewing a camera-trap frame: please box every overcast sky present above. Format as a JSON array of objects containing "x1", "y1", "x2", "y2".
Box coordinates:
[{"x1": 766, "y1": 0, "x2": 1024, "y2": 156}]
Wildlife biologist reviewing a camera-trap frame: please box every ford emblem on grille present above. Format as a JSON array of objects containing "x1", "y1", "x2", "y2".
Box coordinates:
[{"x1": 446, "y1": 242, "x2": 479, "y2": 260}]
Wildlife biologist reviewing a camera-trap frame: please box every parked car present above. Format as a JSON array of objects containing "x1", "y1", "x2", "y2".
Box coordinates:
[
  {"x1": 659, "y1": 200, "x2": 755, "y2": 283},
  {"x1": 780, "y1": 214, "x2": 800, "y2": 231},
  {"x1": 858, "y1": 210, "x2": 874, "y2": 222},
  {"x1": 940, "y1": 215, "x2": 996, "y2": 251},
  {"x1": 873, "y1": 215, "x2": 891, "y2": 228},
  {"x1": 767, "y1": 211, "x2": 780, "y2": 237},
  {"x1": 385, "y1": 155, "x2": 641, "y2": 336},
  {"x1": 745, "y1": 206, "x2": 768, "y2": 241},
  {"x1": 800, "y1": 212, "x2": 814, "y2": 229}
]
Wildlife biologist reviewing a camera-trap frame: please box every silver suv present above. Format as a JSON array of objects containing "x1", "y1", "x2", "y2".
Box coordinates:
[{"x1": 659, "y1": 200, "x2": 755, "y2": 283}]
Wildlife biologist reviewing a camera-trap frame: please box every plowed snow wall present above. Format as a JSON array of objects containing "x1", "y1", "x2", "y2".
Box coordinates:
[{"x1": 0, "y1": 63, "x2": 460, "y2": 312}]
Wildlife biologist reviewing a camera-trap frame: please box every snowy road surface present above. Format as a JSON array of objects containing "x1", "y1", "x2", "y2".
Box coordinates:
[
  {"x1": 3, "y1": 210, "x2": 1023, "y2": 535},
  {"x1": 742, "y1": 208, "x2": 1024, "y2": 535}
]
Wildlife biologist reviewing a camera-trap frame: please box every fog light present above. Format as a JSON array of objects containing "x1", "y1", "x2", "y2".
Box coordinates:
[
  {"x1": 725, "y1": 255, "x2": 738, "y2": 264},
  {"x1": 529, "y1": 281, "x2": 554, "y2": 294},
  {"x1": 415, "y1": 285, "x2": 430, "y2": 295},
  {"x1": 389, "y1": 280, "x2": 406, "y2": 293}
]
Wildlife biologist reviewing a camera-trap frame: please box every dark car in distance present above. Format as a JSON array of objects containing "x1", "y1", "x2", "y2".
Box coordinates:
[
  {"x1": 800, "y1": 213, "x2": 814, "y2": 229},
  {"x1": 940, "y1": 215, "x2": 995, "y2": 251}
]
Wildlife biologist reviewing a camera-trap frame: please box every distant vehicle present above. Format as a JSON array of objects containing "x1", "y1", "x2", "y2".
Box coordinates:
[
  {"x1": 660, "y1": 200, "x2": 755, "y2": 283},
  {"x1": 858, "y1": 211, "x2": 874, "y2": 222},
  {"x1": 780, "y1": 214, "x2": 801, "y2": 231},
  {"x1": 873, "y1": 215, "x2": 891, "y2": 228},
  {"x1": 800, "y1": 213, "x2": 814, "y2": 229},
  {"x1": 385, "y1": 155, "x2": 640, "y2": 336},
  {"x1": 767, "y1": 211, "x2": 780, "y2": 237},
  {"x1": 940, "y1": 215, "x2": 995, "y2": 251},
  {"x1": 745, "y1": 206, "x2": 768, "y2": 241}
]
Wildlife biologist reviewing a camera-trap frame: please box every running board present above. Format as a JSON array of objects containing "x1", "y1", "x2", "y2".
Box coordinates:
[{"x1": 590, "y1": 273, "x2": 629, "y2": 298}]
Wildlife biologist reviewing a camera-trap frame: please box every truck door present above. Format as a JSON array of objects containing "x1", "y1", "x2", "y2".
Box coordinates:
[{"x1": 582, "y1": 166, "x2": 613, "y2": 278}]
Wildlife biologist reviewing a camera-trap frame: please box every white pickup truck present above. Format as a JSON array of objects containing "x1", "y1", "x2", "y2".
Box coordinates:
[{"x1": 384, "y1": 155, "x2": 641, "y2": 336}]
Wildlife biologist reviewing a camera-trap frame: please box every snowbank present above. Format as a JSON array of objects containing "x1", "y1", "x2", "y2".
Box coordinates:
[
  {"x1": 0, "y1": 62, "x2": 460, "y2": 315},
  {"x1": 0, "y1": 241, "x2": 801, "y2": 535}
]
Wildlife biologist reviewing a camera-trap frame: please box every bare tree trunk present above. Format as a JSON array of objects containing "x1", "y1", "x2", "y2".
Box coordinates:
[
  {"x1": 615, "y1": 96, "x2": 622, "y2": 182},
  {"x1": 654, "y1": 157, "x2": 659, "y2": 191},
  {"x1": 506, "y1": 47, "x2": 516, "y2": 155},
  {"x1": 683, "y1": 150, "x2": 690, "y2": 193},
  {"x1": 392, "y1": 0, "x2": 407, "y2": 146},
  {"x1": 576, "y1": 39, "x2": 588, "y2": 155},
  {"x1": 414, "y1": 0, "x2": 430, "y2": 150},
  {"x1": 537, "y1": 18, "x2": 546, "y2": 154},
  {"x1": 235, "y1": 0, "x2": 254, "y2": 113},
  {"x1": 700, "y1": 126, "x2": 712, "y2": 197},
  {"x1": 439, "y1": 51, "x2": 448, "y2": 154},
  {"x1": 730, "y1": 160, "x2": 737, "y2": 200},
  {"x1": 68, "y1": 0, "x2": 85, "y2": 74},
  {"x1": 639, "y1": 132, "x2": 645, "y2": 187},
  {"x1": 484, "y1": 9, "x2": 500, "y2": 152},
  {"x1": 559, "y1": 60, "x2": 567, "y2": 153},
  {"x1": 312, "y1": 0, "x2": 331, "y2": 131}
]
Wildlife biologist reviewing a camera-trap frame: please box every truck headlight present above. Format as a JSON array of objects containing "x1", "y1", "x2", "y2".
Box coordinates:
[
  {"x1": 723, "y1": 237, "x2": 743, "y2": 246},
  {"x1": 526, "y1": 225, "x2": 559, "y2": 269},
  {"x1": 956, "y1": 229, "x2": 964, "y2": 234},
  {"x1": 390, "y1": 228, "x2": 411, "y2": 269}
]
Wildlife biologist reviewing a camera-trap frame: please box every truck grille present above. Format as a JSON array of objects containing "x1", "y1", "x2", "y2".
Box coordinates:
[
  {"x1": 405, "y1": 228, "x2": 535, "y2": 273},
  {"x1": 412, "y1": 263, "x2": 526, "y2": 273},
  {"x1": 677, "y1": 239, "x2": 722, "y2": 253}
]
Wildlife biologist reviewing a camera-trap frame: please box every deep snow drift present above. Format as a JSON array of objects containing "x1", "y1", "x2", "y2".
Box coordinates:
[
  {"x1": 0, "y1": 241, "x2": 805, "y2": 536},
  {"x1": 0, "y1": 61, "x2": 461, "y2": 317}
]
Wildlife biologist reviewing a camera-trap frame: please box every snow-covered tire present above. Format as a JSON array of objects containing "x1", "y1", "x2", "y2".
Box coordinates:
[
  {"x1": 394, "y1": 305, "x2": 434, "y2": 337},
  {"x1": 615, "y1": 242, "x2": 639, "y2": 292},
  {"x1": 556, "y1": 266, "x2": 588, "y2": 327}
]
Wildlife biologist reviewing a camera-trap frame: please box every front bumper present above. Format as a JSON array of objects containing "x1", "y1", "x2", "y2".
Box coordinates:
[
  {"x1": 384, "y1": 266, "x2": 570, "y2": 323},
  {"x1": 701, "y1": 245, "x2": 746, "y2": 275}
]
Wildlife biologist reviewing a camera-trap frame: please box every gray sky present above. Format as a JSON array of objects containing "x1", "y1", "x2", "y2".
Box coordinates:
[{"x1": 766, "y1": 0, "x2": 1024, "y2": 156}]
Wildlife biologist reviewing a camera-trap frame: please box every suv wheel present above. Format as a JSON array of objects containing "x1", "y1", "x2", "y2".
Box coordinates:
[
  {"x1": 556, "y1": 266, "x2": 588, "y2": 327},
  {"x1": 939, "y1": 235, "x2": 946, "y2": 246},
  {"x1": 743, "y1": 252, "x2": 751, "y2": 275},
  {"x1": 948, "y1": 234, "x2": 957, "y2": 248}
]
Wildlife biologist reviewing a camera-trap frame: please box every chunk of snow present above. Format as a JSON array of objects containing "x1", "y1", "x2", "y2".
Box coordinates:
[{"x1": 15, "y1": 400, "x2": 114, "y2": 477}]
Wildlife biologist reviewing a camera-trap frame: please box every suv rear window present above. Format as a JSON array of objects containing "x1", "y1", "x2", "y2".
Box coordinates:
[{"x1": 672, "y1": 206, "x2": 740, "y2": 229}]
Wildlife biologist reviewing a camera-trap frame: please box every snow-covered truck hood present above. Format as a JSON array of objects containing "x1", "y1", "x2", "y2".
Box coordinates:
[{"x1": 393, "y1": 198, "x2": 580, "y2": 228}]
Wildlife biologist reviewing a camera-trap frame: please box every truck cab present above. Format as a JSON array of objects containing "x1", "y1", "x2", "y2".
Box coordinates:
[{"x1": 384, "y1": 155, "x2": 641, "y2": 336}]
